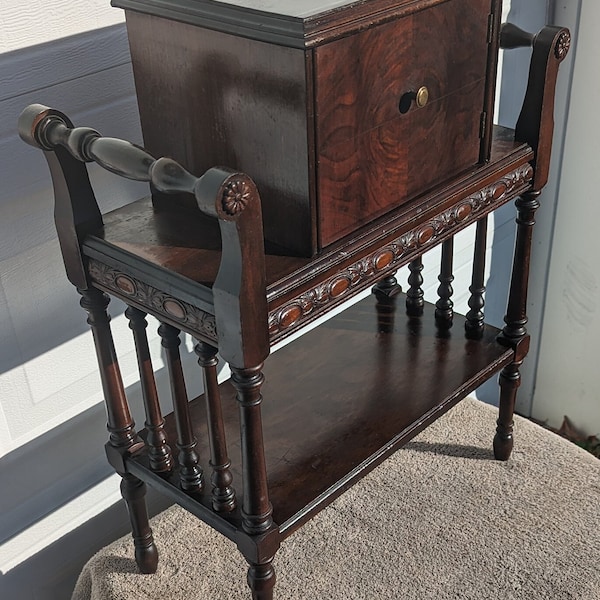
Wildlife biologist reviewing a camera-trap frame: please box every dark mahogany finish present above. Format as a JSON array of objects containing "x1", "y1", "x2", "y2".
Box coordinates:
[
  {"x1": 435, "y1": 239, "x2": 455, "y2": 327},
  {"x1": 126, "y1": 306, "x2": 173, "y2": 472},
  {"x1": 158, "y1": 323, "x2": 204, "y2": 492},
  {"x1": 465, "y1": 217, "x2": 488, "y2": 338},
  {"x1": 195, "y1": 342, "x2": 237, "y2": 513},
  {"x1": 120, "y1": 0, "x2": 501, "y2": 256},
  {"x1": 314, "y1": 0, "x2": 492, "y2": 245},
  {"x1": 18, "y1": 9, "x2": 569, "y2": 599}
]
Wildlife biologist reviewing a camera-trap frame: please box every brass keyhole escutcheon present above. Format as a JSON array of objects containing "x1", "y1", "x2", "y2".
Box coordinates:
[{"x1": 399, "y1": 86, "x2": 430, "y2": 114}]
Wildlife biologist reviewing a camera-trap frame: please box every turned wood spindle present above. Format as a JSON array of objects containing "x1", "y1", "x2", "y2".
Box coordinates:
[
  {"x1": 158, "y1": 323, "x2": 204, "y2": 491},
  {"x1": 79, "y1": 288, "x2": 137, "y2": 449},
  {"x1": 79, "y1": 288, "x2": 158, "y2": 573},
  {"x1": 406, "y1": 257, "x2": 425, "y2": 316},
  {"x1": 125, "y1": 306, "x2": 173, "y2": 472},
  {"x1": 195, "y1": 341, "x2": 237, "y2": 512},
  {"x1": 435, "y1": 238, "x2": 454, "y2": 327},
  {"x1": 465, "y1": 217, "x2": 489, "y2": 338}
]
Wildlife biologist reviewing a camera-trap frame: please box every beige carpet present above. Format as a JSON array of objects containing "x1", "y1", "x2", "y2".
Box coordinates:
[{"x1": 72, "y1": 398, "x2": 600, "y2": 599}]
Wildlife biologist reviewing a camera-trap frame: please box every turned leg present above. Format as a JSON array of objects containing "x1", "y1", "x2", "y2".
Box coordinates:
[
  {"x1": 247, "y1": 559, "x2": 276, "y2": 600},
  {"x1": 121, "y1": 474, "x2": 159, "y2": 573},
  {"x1": 230, "y1": 365, "x2": 273, "y2": 535},
  {"x1": 495, "y1": 191, "x2": 540, "y2": 460},
  {"x1": 79, "y1": 288, "x2": 158, "y2": 572}
]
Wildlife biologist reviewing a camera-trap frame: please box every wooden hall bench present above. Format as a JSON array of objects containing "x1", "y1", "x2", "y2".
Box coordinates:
[{"x1": 18, "y1": 10, "x2": 569, "y2": 599}]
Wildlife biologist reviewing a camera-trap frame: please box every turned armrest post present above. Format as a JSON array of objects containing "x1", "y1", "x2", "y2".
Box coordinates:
[{"x1": 501, "y1": 23, "x2": 571, "y2": 191}]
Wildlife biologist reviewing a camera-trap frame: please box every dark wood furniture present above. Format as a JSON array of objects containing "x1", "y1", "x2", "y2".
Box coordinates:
[
  {"x1": 115, "y1": 0, "x2": 503, "y2": 256},
  {"x1": 19, "y1": 2, "x2": 569, "y2": 597}
]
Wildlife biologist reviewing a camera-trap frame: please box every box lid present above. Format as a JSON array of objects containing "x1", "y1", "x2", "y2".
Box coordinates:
[{"x1": 112, "y1": 0, "x2": 447, "y2": 48}]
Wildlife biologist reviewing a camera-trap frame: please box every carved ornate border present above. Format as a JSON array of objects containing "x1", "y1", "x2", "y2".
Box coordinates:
[
  {"x1": 268, "y1": 163, "x2": 534, "y2": 339},
  {"x1": 88, "y1": 260, "x2": 218, "y2": 342}
]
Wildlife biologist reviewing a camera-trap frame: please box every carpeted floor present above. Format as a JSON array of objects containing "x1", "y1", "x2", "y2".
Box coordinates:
[{"x1": 72, "y1": 398, "x2": 600, "y2": 600}]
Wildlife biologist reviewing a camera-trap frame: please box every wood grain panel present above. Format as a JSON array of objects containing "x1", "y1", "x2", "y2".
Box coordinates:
[{"x1": 315, "y1": 0, "x2": 491, "y2": 247}]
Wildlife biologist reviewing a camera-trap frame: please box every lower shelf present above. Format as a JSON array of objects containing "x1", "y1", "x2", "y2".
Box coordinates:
[{"x1": 129, "y1": 293, "x2": 513, "y2": 543}]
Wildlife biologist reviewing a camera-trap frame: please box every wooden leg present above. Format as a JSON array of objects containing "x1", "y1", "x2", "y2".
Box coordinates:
[
  {"x1": 494, "y1": 362, "x2": 521, "y2": 460},
  {"x1": 230, "y1": 365, "x2": 273, "y2": 535},
  {"x1": 79, "y1": 288, "x2": 137, "y2": 450},
  {"x1": 121, "y1": 475, "x2": 158, "y2": 574},
  {"x1": 495, "y1": 191, "x2": 540, "y2": 461},
  {"x1": 247, "y1": 559, "x2": 276, "y2": 600},
  {"x1": 79, "y1": 288, "x2": 157, "y2": 572}
]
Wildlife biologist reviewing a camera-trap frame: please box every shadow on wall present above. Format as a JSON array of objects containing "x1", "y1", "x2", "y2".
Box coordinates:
[
  {"x1": 0, "y1": 25, "x2": 179, "y2": 599},
  {"x1": 0, "y1": 24, "x2": 146, "y2": 378}
]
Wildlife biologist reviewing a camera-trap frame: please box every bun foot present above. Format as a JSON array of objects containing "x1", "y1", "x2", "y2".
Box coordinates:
[
  {"x1": 493, "y1": 431, "x2": 514, "y2": 461},
  {"x1": 135, "y1": 540, "x2": 159, "y2": 574}
]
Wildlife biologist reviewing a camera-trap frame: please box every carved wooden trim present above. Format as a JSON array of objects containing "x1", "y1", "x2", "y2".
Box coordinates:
[
  {"x1": 554, "y1": 30, "x2": 571, "y2": 61},
  {"x1": 88, "y1": 260, "x2": 218, "y2": 342},
  {"x1": 222, "y1": 178, "x2": 252, "y2": 216},
  {"x1": 269, "y1": 163, "x2": 534, "y2": 339}
]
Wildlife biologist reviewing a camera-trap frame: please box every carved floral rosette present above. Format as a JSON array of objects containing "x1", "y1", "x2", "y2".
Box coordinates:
[
  {"x1": 269, "y1": 163, "x2": 534, "y2": 339},
  {"x1": 87, "y1": 260, "x2": 218, "y2": 342}
]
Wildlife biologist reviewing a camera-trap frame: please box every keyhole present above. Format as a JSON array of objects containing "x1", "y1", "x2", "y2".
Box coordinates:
[{"x1": 399, "y1": 86, "x2": 429, "y2": 114}]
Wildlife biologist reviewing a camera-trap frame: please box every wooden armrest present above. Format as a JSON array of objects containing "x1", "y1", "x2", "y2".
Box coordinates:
[
  {"x1": 18, "y1": 104, "x2": 269, "y2": 368},
  {"x1": 500, "y1": 23, "x2": 571, "y2": 191}
]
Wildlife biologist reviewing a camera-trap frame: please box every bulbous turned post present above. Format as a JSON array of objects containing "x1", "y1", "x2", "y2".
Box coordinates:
[
  {"x1": 159, "y1": 323, "x2": 204, "y2": 491},
  {"x1": 406, "y1": 257, "x2": 424, "y2": 316},
  {"x1": 79, "y1": 288, "x2": 137, "y2": 451},
  {"x1": 465, "y1": 217, "x2": 488, "y2": 339},
  {"x1": 126, "y1": 306, "x2": 173, "y2": 472},
  {"x1": 435, "y1": 238, "x2": 454, "y2": 328},
  {"x1": 195, "y1": 341, "x2": 237, "y2": 512}
]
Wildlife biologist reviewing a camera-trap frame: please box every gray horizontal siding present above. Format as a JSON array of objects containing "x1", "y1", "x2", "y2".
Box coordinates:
[{"x1": 0, "y1": 20, "x2": 145, "y2": 557}]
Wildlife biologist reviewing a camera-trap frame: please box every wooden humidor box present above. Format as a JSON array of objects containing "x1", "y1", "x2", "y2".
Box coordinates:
[{"x1": 115, "y1": 0, "x2": 501, "y2": 256}]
